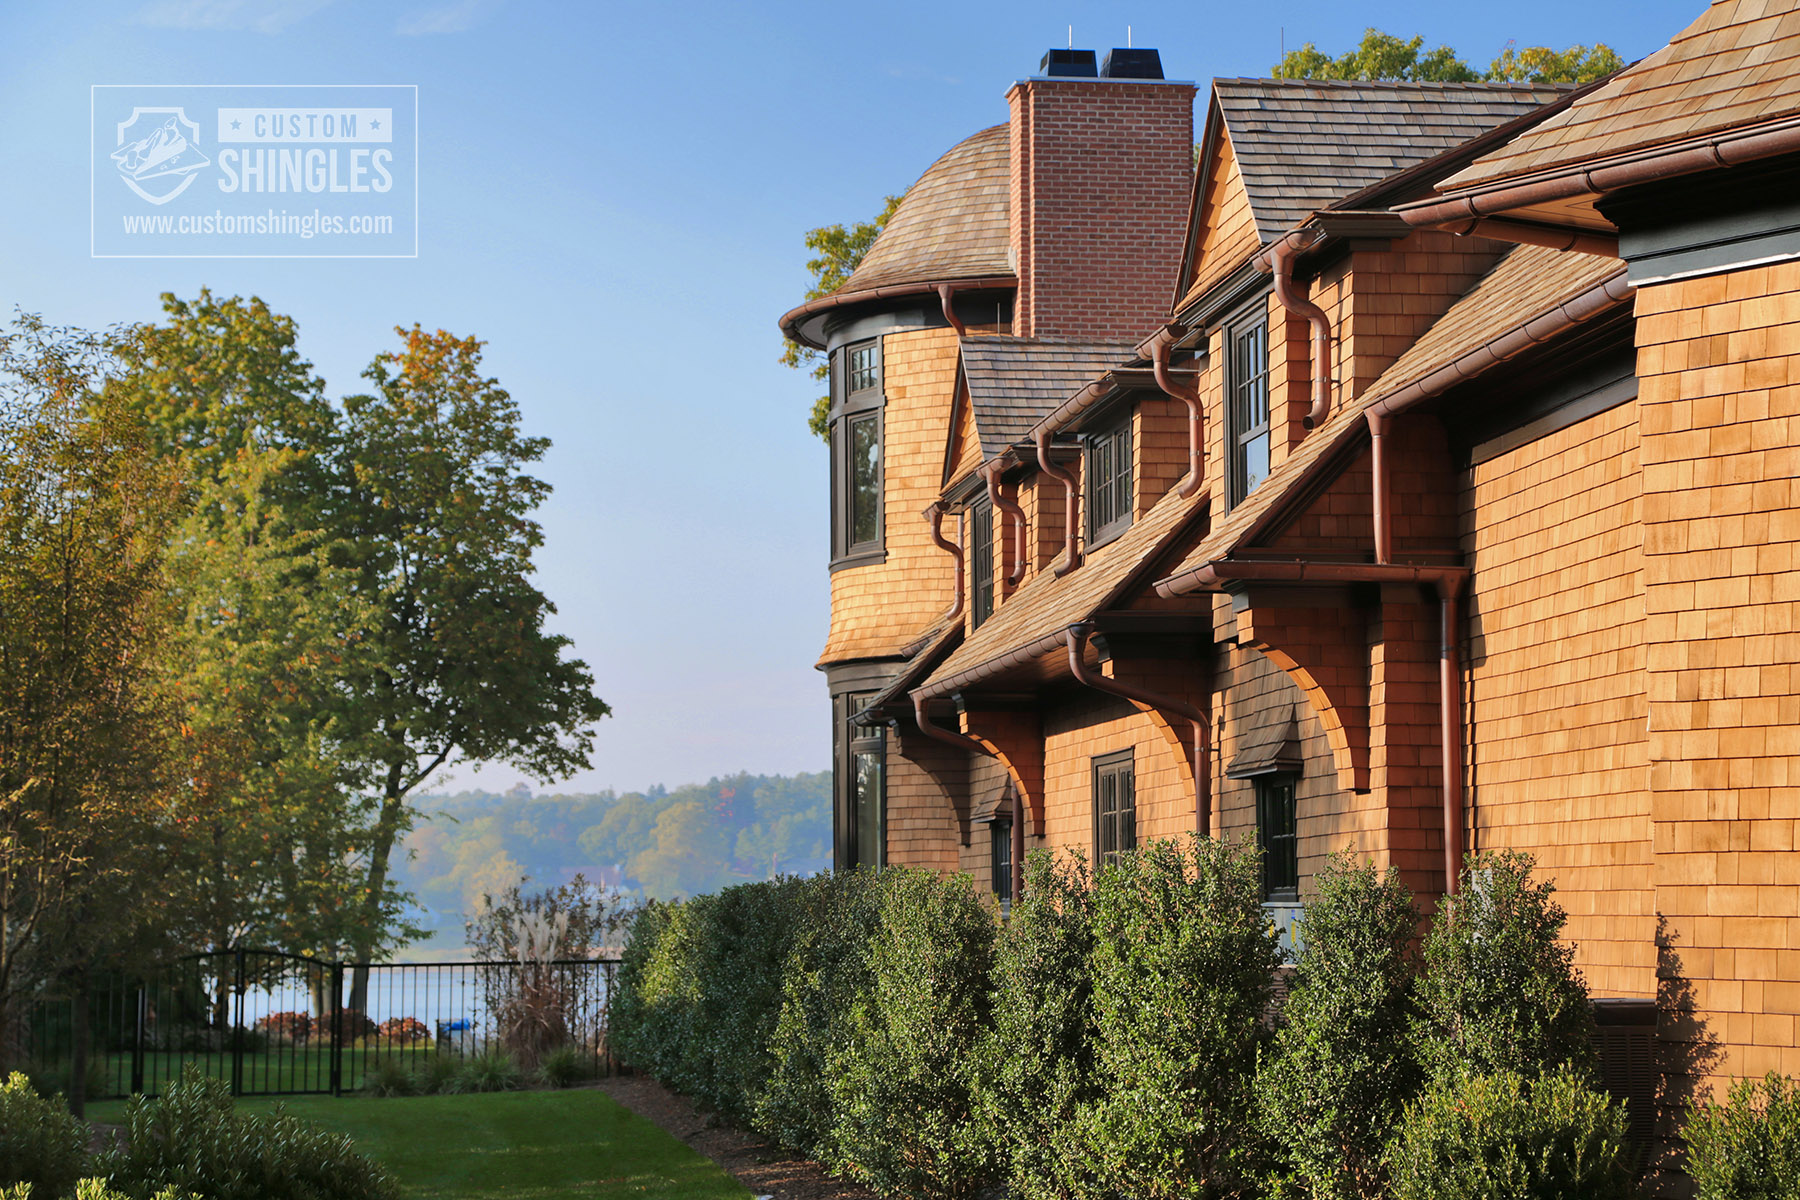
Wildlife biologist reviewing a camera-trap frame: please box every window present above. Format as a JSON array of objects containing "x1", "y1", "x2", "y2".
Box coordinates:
[
  {"x1": 970, "y1": 497, "x2": 995, "y2": 629},
  {"x1": 1256, "y1": 774, "x2": 1298, "y2": 901},
  {"x1": 1086, "y1": 418, "x2": 1133, "y2": 546},
  {"x1": 837, "y1": 691, "x2": 886, "y2": 869},
  {"x1": 1228, "y1": 306, "x2": 1271, "y2": 507},
  {"x1": 990, "y1": 813, "x2": 1013, "y2": 904},
  {"x1": 1092, "y1": 750, "x2": 1136, "y2": 866},
  {"x1": 830, "y1": 339, "x2": 884, "y2": 565}
]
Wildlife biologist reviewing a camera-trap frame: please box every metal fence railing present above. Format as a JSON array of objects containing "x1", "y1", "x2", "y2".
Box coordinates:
[{"x1": 18, "y1": 950, "x2": 622, "y2": 1099}]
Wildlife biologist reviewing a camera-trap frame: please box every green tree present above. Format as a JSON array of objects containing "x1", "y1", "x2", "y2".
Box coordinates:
[
  {"x1": 0, "y1": 314, "x2": 183, "y2": 1067},
  {"x1": 779, "y1": 194, "x2": 902, "y2": 439},
  {"x1": 1274, "y1": 28, "x2": 1622, "y2": 85},
  {"x1": 331, "y1": 326, "x2": 609, "y2": 1008}
]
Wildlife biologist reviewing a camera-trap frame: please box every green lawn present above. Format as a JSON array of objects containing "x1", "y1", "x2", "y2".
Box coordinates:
[{"x1": 89, "y1": 1090, "x2": 753, "y2": 1200}]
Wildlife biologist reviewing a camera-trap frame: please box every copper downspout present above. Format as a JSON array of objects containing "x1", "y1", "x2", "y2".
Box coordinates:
[
  {"x1": 1260, "y1": 230, "x2": 1334, "y2": 430},
  {"x1": 1034, "y1": 427, "x2": 1083, "y2": 576},
  {"x1": 1439, "y1": 575, "x2": 1467, "y2": 897},
  {"x1": 937, "y1": 283, "x2": 968, "y2": 337},
  {"x1": 1367, "y1": 412, "x2": 1392, "y2": 564},
  {"x1": 1149, "y1": 324, "x2": 1205, "y2": 498},
  {"x1": 912, "y1": 693, "x2": 990, "y2": 757},
  {"x1": 1065, "y1": 622, "x2": 1213, "y2": 837},
  {"x1": 924, "y1": 503, "x2": 965, "y2": 624},
  {"x1": 1011, "y1": 785, "x2": 1026, "y2": 905},
  {"x1": 984, "y1": 462, "x2": 1029, "y2": 587}
]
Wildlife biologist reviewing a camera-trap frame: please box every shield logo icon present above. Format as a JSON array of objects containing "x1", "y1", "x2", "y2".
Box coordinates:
[{"x1": 112, "y1": 107, "x2": 210, "y2": 205}]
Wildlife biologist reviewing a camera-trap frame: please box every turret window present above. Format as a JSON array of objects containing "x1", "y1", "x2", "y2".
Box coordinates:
[{"x1": 830, "y1": 338, "x2": 885, "y2": 567}]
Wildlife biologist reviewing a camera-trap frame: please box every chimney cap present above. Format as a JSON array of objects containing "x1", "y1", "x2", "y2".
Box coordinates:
[
  {"x1": 1100, "y1": 48, "x2": 1164, "y2": 79},
  {"x1": 1039, "y1": 48, "x2": 1098, "y2": 77}
]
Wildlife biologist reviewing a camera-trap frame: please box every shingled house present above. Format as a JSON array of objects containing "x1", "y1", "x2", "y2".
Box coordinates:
[{"x1": 780, "y1": 0, "x2": 1800, "y2": 1139}]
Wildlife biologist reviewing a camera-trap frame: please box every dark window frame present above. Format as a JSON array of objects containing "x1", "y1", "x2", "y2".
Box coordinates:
[
  {"x1": 1225, "y1": 298, "x2": 1272, "y2": 508},
  {"x1": 829, "y1": 338, "x2": 886, "y2": 569},
  {"x1": 1092, "y1": 749, "x2": 1136, "y2": 866},
  {"x1": 969, "y1": 496, "x2": 995, "y2": 629},
  {"x1": 1085, "y1": 415, "x2": 1133, "y2": 548},
  {"x1": 838, "y1": 690, "x2": 887, "y2": 870},
  {"x1": 989, "y1": 812, "x2": 1013, "y2": 904},
  {"x1": 1256, "y1": 773, "x2": 1299, "y2": 901}
]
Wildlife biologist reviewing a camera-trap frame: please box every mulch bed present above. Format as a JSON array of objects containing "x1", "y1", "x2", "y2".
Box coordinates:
[{"x1": 598, "y1": 1075, "x2": 881, "y2": 1200}]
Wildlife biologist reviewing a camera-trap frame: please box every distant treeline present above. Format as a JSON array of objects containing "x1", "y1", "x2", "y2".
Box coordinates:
[{"x1": 396, "y1": 771, "x2": 831, "y2": 945}]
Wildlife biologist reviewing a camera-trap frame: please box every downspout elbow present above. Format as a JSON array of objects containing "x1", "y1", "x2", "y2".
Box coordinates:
[
  {"x1": 1150, "y1": 325, "x2": 1205, "y2": 499},
  {"x1": 911, "y1": 692, "x2": 989, "y2": 756},
  {"x1": 925, "y1": 503, "x2": 965, "y2": 624},
  {"x1": 984, "y1": 462, "x2": 1029, "y2": 587},
  {"x1": 937, "y1": 283, "x2": 967, "y2": 338},
  {"x1": 1034, "y1": 427, "x2": 1083, "y2": 577},
  {"x1": 1262, "y1": 231, "x2": 1334, "y2": 431}
]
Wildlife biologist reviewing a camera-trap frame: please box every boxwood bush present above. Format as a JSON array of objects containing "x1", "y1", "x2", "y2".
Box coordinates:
[
  {"x1": 1069, "y1": 834, "x2": 1282, "y2": 1199},
  {"x1": 1684, "y1": 1072, "x2": 1800, "y2": 1199},
  {"x1": 1257, "y1": 851, "x2": 1420, "y2": 1199},
  {"x1": 0, "y1": 1071, "x2": 88, "y2": 1200},
  {"x1": 1388, "y1": 1068, "x2": 1633, "y2": 1200},
  {"x1": 827, "y1": 867, "x2": 998, "y2": 1200}
]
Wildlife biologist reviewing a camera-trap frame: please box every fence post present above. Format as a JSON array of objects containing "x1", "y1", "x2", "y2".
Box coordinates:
[
  {"x1": 231, "y1": 948, "x2": 246, "y2": 1097},
  {"x1": 131, "y1": 984, "x2": 146, "y2": 1096},
  {"x1": 329, "y1": 963, "x2": 343, "y2": 1097}
]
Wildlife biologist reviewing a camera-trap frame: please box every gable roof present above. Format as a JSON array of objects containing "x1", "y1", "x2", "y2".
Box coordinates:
[
  {"x1": 840, "y1": 124, "x2": 1013, "y2": 293},
  {"x1": 1437, "y1": 0, "x2": 1800, "y2": 193},
  {"x1": 1157, "y1": 243, "x2": 1629, "y2": 592},
  {"x1": 959, "y1": 338, "x2": 1137, "y2": 462},
  {"x1": 1213, "y1": 78, "x2": 1574, "y2": 242}
]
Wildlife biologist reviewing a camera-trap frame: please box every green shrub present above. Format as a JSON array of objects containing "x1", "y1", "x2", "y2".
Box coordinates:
[
  {"x1": 1259, "y1": 852, "x2": 1420, "y2": 1199},
  {"x1": 1388, "y1": 1068, "x2": 1633, "y2": 1200},
  {"x1": 1070, "y1": 835, "x2": 1283, "y2": 1198},
  {"x1": 100, "y1": 1065, "x2": 399, "y2": 1200},
  {"x1": 978, "y1": 851, "x2": 1099, "y2": 1200},
  {"x1": 1685, "y1": 1072, "x2": 1800, "y2": 1199},
  {"x1": 534, "y1": 1046, "x2": 592, "y2": 1090},
  {"x1": 411, "y1": 1053, "x2": 461, "y2": 1095},
  {"x1": 452, "y1": 1049, "x2": 522, "y2": 1094},
  {"x1": 356, "y1": 1057, "x2": 413, "y2": 1098},
  {"x1": 1413, "y1": 851, "x2": 1595, "y2": 1082},
  {"x1": 609, "y1": 899, "x2": 697, "y2": 1087},
  {"x1": 826, "y1": 867, "x2": 998, "y2": 1200},
  {"x1": 754, "y1": 868, "x2": 882, "y2": 1159},
  {"x1": 0, "y1": 1071, "x2": 88, "y2": 1200},
  {"x1": 2, "y1": 1181, "x2": 194, "y2": 1200}
]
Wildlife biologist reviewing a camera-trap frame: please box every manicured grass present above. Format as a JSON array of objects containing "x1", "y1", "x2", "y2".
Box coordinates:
[{"x1": 91, "y1": 1090, "x2": 753, "y2": 1200}]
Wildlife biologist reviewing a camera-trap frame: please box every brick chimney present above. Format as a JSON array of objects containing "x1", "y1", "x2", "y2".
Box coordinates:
[{"x1": 1007, "y1": 50, "x2": 1197, "y2": 341}]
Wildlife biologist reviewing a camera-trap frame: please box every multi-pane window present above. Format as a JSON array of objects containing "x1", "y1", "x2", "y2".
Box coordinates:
[
  {"x1": 830, "y1": 339, "x2": 884, "y2": 565},
  {"x1": 1256, "y1": 774, "x2": 1298, "y2": 901},
  {"x1": 990, "y1": 813, "x2": 1013, "y2": 904},
  {"x1": 970, "y1": 497, "x2": 995, "y2": 629},
  {"x1": 1229, "y1": 309, "x2": 1271, "y2": 506},
  {"x1": 841, "y1": 692, "x2": 886, "y2": 869},
  {"x1": 1093, "y1": 750, "x2": 1136, "y2": 866},
  {"x1": 1086, "y1": 418, "x2": 1133, "y2": 545}
]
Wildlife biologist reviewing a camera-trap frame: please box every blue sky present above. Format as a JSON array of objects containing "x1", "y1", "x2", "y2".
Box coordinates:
[{"x1": 0, "y1": 0, "x2": 1703, "y2": 795}]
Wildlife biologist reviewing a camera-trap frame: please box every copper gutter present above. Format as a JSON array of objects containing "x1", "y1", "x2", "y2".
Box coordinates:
[
  {"x1": 919, "y1": 628, "x2": 1072, "y2": 701},
  {"x1": 1065, "y1": 622, "x2": 1213, "y2": 837},
  {"x1": 1148, "y1": 323, "x2": 1205, "y2": 498},
  {"x1": 924, "y1": 502, "x2": 965, "y2": 625},
  {"x1": 937, "y1": 283, "x2": 968, "y2": 338},
  {"x1": 1399, "y1": 113, "x2": 1800, "y2": 232},
  {"x1": 1034, "y1": 427, "x2": 1083, "y2": 576},
  {"x1": 1440, "y1": 217, "x2": 1618, "y2": 258},
  {"x1": 984, "y1": 462, "x2": 1029, "y2": 587},
  {"x1": 1259, "y1": 229, "x2": 1334, "y2": 430},
  {"x1": 778, "y1": 274, "x2": 1015, "y2": 348}
]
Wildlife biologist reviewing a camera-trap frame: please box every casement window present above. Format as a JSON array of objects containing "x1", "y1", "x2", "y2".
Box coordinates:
[
  {"x1": 1227, "y1": 304, "x2": 1271, "y2": 507},
  {"x1": 1086, "y1": 417, "x2": 1133, "y2": 547},
  {"x1": 830, "y1": 339, "x2": 884, "y2": 567},
  {"x1": 970, "y1": 496, "x2": 995, "y2": 629},
  {"x1": 835, "y1": 691, "x2": 887, "y2": 869},
  {"x1": 1092, "y1": 749, "x2": 1136, "y2": 866},
  {"x1": 989, "y1": 811, "x2": 1013, "y2": 904},
  {"x1": 1256, "y1": 774, "x2": 1299, "y2": 901}
]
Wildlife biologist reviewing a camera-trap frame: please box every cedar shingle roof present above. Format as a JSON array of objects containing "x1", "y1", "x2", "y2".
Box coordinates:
[
  {"x1": 961, "y1": 338, "x2": 1137, "y2": 460},
  {"x1": 840, "y1": 125, "x2": 1014, "y2": 293},
  {"x1": 1215, "y1": 79, "x2": 1573, "y2": 239},
  {"x1": 1440, "y1": 0, "x2": 1800, "y2": 190},
  {"x1": 1160, "y1": 244, "x2": 1629, "y2": 584}
]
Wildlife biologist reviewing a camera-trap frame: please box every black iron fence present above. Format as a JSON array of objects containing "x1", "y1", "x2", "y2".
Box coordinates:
[{"x1": 18, "y1": 950, "x2": 622, "y2": 1099}]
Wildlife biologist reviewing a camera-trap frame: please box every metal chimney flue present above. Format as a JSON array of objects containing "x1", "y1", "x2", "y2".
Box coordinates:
[
  {"x1": 1100, "y1": 48, "x2": 1164, "y2": 79},
  {"x1": 1039, "y1": 48, "x2": 1098, "y2": 77}
]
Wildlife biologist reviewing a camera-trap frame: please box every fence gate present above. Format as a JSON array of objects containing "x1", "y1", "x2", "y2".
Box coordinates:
[{"x1": 21, "y1": 951, "x2": 620, "y2": 1100}]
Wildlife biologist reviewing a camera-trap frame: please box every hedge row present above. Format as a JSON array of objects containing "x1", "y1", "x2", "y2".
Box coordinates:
[{"x1": 612, "y1": 840, "x2": 1789, "y2": 1200}]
